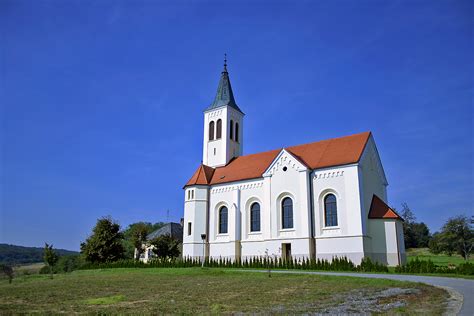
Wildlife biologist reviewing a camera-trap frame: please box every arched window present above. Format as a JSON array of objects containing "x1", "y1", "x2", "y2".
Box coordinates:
[
  {"x1": 216, "y1": 119, "x2": 222, "y2": 139},
  {"x1": 229, "y1": 120, "x2": 234, "y2": 140},
  {"x1": 235, "y1": 122, "x2": 239, "y2": 142},
  {"x1": 209, "y1": 121, "x2": 215, "y2": 141},
  {"x1": 219, "y1": 206, "x2": 228, "y2": 234},
  {"x1": 282, "y1": 197, "x2": 293, "y2": 229},
  {"x1": 324, "y1": 194, "x2": 338, "y2": 227},
  {"x1": 250, "y1": 202, "x2": 260, "y2": 232}
]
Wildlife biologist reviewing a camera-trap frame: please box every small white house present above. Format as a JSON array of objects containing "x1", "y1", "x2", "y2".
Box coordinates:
[
  {"x1": 137, "y1": 222, "x2": 183, "y2": 263},
  {"x1": 182, "y1": 61, "x2": 406, "y2": 266}
]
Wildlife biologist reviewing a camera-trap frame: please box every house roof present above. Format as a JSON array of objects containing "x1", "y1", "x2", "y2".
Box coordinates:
[
  {"x1": 147, "y1": 223, "x2": 183, "y2": 242},
  {"x1": 204, "y1": 62, "x2": 243, "y2": 114},
  {"x1": 368, "y1": 195, "x2": 403, "y2": 220},
  {"x1": 185, "y1": 131, "x2": 371, "y2": 187}
]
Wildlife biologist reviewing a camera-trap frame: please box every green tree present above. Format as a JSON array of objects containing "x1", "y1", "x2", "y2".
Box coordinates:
[
  {"x1": 399, "y1": 203, "x2": 431, "y2": 248},
  {"x1": 1, "y1": 264, "x2": 14, "y2": 284},
  {"x1": 130, "y1": 223, "x2": 150, "y2": 260},
  {"x1": 437, "y1": 215, "x2": 473, "y2": 260},
  {"x1": 122, "y1": 221, "x2": 166, "y2": 259},
  {"x1": 80, "y1": 216, "x2": 125, "y2": 263},
  {"x1": 149, "y1": 235, "x2": 180, "y2": 260},
  {"x1": 43, "y1": 243, "x2": 59, "y2": 279},
  {"x1": 429, "y1": 232, "x2": 447, "y2": 254},
  {"x1": 410, "y1": 222, "x2": 431, "y2": 248}
]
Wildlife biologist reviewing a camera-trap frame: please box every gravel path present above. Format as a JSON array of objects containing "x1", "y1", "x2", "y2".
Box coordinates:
[{"x1": 242, "y1": 270, "x2": 473, "y2": 315}]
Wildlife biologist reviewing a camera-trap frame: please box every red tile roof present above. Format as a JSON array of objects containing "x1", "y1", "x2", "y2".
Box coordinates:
[
  {"x1": 368, "y1": 194, "x2": 403, "y2": 220},
  {"x1": 185, "y1": 131, "x2": 371, "y2": 187},
  {"x1": 186, "y1": 164, "x2": 215, "y2": 186}
]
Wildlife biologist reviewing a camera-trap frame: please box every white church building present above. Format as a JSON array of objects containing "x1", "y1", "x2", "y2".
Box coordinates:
[{"x1": 182, "y1": 61, "x2": 406, "y2": 266}]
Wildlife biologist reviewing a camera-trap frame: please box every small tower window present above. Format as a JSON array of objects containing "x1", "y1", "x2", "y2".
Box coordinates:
[
  {"x1": 188, "y1": 222, "x2": 192, "y2": 236},
  {"x1": 209, "y1": 121, "x2": 215, "y2": 141},
  {"x1": 229, "y1": 120, "x2": 234, "y2": 140},
  {"x1": 216, "y1": 119, "x2": 222, "y2": 139},
  {"x1": 235, "y1": 122, "x2": 239, "y2": 143}
]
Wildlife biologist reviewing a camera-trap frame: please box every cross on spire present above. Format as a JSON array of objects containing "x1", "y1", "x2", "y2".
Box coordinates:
[{"x1": 223, "y1": 53, "x2": 228, "y2": 72}]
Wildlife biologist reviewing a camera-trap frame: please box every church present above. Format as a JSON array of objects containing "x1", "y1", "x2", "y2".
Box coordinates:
[{"x1": 182, "y1": 60, "x2": 406, "y2": 266}]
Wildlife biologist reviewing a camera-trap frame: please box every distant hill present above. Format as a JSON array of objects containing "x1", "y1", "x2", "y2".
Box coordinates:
[{"x1": 0, "y1": 243, "x2": 79, "y2": 265}]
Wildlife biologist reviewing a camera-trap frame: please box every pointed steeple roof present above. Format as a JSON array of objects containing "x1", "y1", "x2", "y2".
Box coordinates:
[{"x1": 204, "y1": 56, "x2": 243, "y2": 113}]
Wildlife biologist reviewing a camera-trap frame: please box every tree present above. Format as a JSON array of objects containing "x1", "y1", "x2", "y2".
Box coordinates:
[
  {"x1": 1, "y1": 264, "x2": 14, "y2": 284},
  {"x1": 43, "y1": 243, "x2": 59, "y2": 279},
  {"x1": 122, "y1": 221, "x2": 166, "y2": 259},
  {"x1": 429, "y1": 232, "x2": 446, "y2": 254},
  {"x1": 130, "y1": 223, "x2": 150, "y2": 260},
  {"x1": 399, "y1": 203, "x2": 431, "y2": 248},
  {"x1": 80, "y1": 216, "x2": 125, "y2": 263},
  {"x1": 400, "y1": 203, "x2": 416, "y2": 223},
  {"x1": 437, "y1": 215, "x2": 473, "y2": 260},
  {"x1": 410, "y1": 222, "x2": 431, "y2": 248},
  {"x1": 149, "y1": 235, "x2": 180, "y2": 260}
]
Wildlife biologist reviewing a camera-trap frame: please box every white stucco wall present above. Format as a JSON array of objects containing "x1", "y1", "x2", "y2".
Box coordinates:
[
  {"x1": 182, "y1": 186, "x2": 208, "y2": 258},
  {"x1": 311, "y1": 164, "x2": 366, "y2": 264},
  {"x1": 368, "y1": 219, "x2": 405, "y2": 266}
]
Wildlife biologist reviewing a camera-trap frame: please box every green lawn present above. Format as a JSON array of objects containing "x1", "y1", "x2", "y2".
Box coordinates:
[
  {"x1": 407, "y1": 248, "x2": 473, "y2": 266},
  {"x1": 0, "y1": 268, "x2": 448, "y2": 314}
]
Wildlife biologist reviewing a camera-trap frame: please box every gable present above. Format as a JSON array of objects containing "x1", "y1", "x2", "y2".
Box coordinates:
[
  {"x1": 262, "y1": 149, "x2": 309, "y2": 177},
  {"x1": 360, "y1": 135, "x2": 388, "y2": 185},
  {"x1": 368, "y1": 195, "x2": 403, "y2": 220}
]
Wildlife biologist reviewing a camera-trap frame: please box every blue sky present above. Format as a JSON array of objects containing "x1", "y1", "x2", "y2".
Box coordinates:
[{"x1": 1, "y1": 0, "x2": 472, "y2": 250}]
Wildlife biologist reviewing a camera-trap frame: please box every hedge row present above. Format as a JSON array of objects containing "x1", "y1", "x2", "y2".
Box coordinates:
[
  {"x1": 395, "y1": 258, "x2": 474, "y2": 275},
  {"x1": 79, "y1": 256, "x2": 389, "y2": 273}
]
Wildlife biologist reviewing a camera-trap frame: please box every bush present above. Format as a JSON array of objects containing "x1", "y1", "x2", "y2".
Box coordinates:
[
  {"x1": 0, "y1": 264, "x2": 14, "y2": 283},
  {"x1": 357, "y1": 257, "x2": 389, "y2": 272},
  {"x1": 395, "y1": 258, "x2": 474, "y2": 275},
  {"x1": 455, "y1": 262, "x2": 474, "y2": 275}
]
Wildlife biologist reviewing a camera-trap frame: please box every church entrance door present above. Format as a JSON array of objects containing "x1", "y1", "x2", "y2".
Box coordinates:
[{"x1": 282, "y1": 243, "x2": 291, "y2": 261}]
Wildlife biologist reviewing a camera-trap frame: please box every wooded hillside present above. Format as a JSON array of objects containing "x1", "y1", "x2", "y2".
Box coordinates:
[{"x1": 0, "y1": 244, "x2": 78, "y2": 265}]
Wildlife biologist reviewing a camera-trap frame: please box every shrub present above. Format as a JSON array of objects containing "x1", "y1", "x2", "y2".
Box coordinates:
[
  {"x1": 0, "y1": 264, "x2": 14, "y2": 283},
  {"x1": 455, "y1": 262, "x2": 474, "y2": 275}
]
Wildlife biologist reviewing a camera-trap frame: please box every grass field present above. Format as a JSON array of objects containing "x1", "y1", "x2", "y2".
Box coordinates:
[
  {"x1": 0, "y1": 268, "x2": 448, "y2": 314},
  {"x1": 407, "y1": 248, "x2": 473, "y2": 266}
]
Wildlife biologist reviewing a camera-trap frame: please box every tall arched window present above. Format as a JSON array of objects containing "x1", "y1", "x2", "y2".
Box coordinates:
[
  {"x1": 209, "y1": 121, "x2": 215, "y2": 141},
  {"x1": 229, "y1": 120, "x2": 234, "y2": 140},
  {"x1": 216, "y1": 119, "x2": 222, "y2": 139},
  {"x1": 282, "y1": 197, "x2": 293, "y2": 229},
  {"x1": 324, "y1": 194, "x2": 338, "y2": 227},
  {"x1": 235, "y1": 122, "x2": 239, "y2": 142},
  {"x1": 250, "y1": 202, "x2": 260, "y2": 232},
  {"x1": 219, "y1": 206, "x2": 228, "y2": 234}
]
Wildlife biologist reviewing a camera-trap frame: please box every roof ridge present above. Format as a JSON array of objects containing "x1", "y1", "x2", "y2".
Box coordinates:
[
  {"x1": 286, "y1": 131, "x2": 371, "y2": 151},
  {"x1": 219, "y1": 131, "x2": 371, "y2": 165}
]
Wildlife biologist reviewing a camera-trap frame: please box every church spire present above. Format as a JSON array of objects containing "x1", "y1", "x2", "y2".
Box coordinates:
[{"x1": 204, "y1": 55, "x2": 243, "y2": 113}]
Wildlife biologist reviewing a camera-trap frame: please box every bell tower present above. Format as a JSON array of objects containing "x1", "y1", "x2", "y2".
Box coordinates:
[{"x1": 203, "y1": 56, "x2": 244, "y2": 167}]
